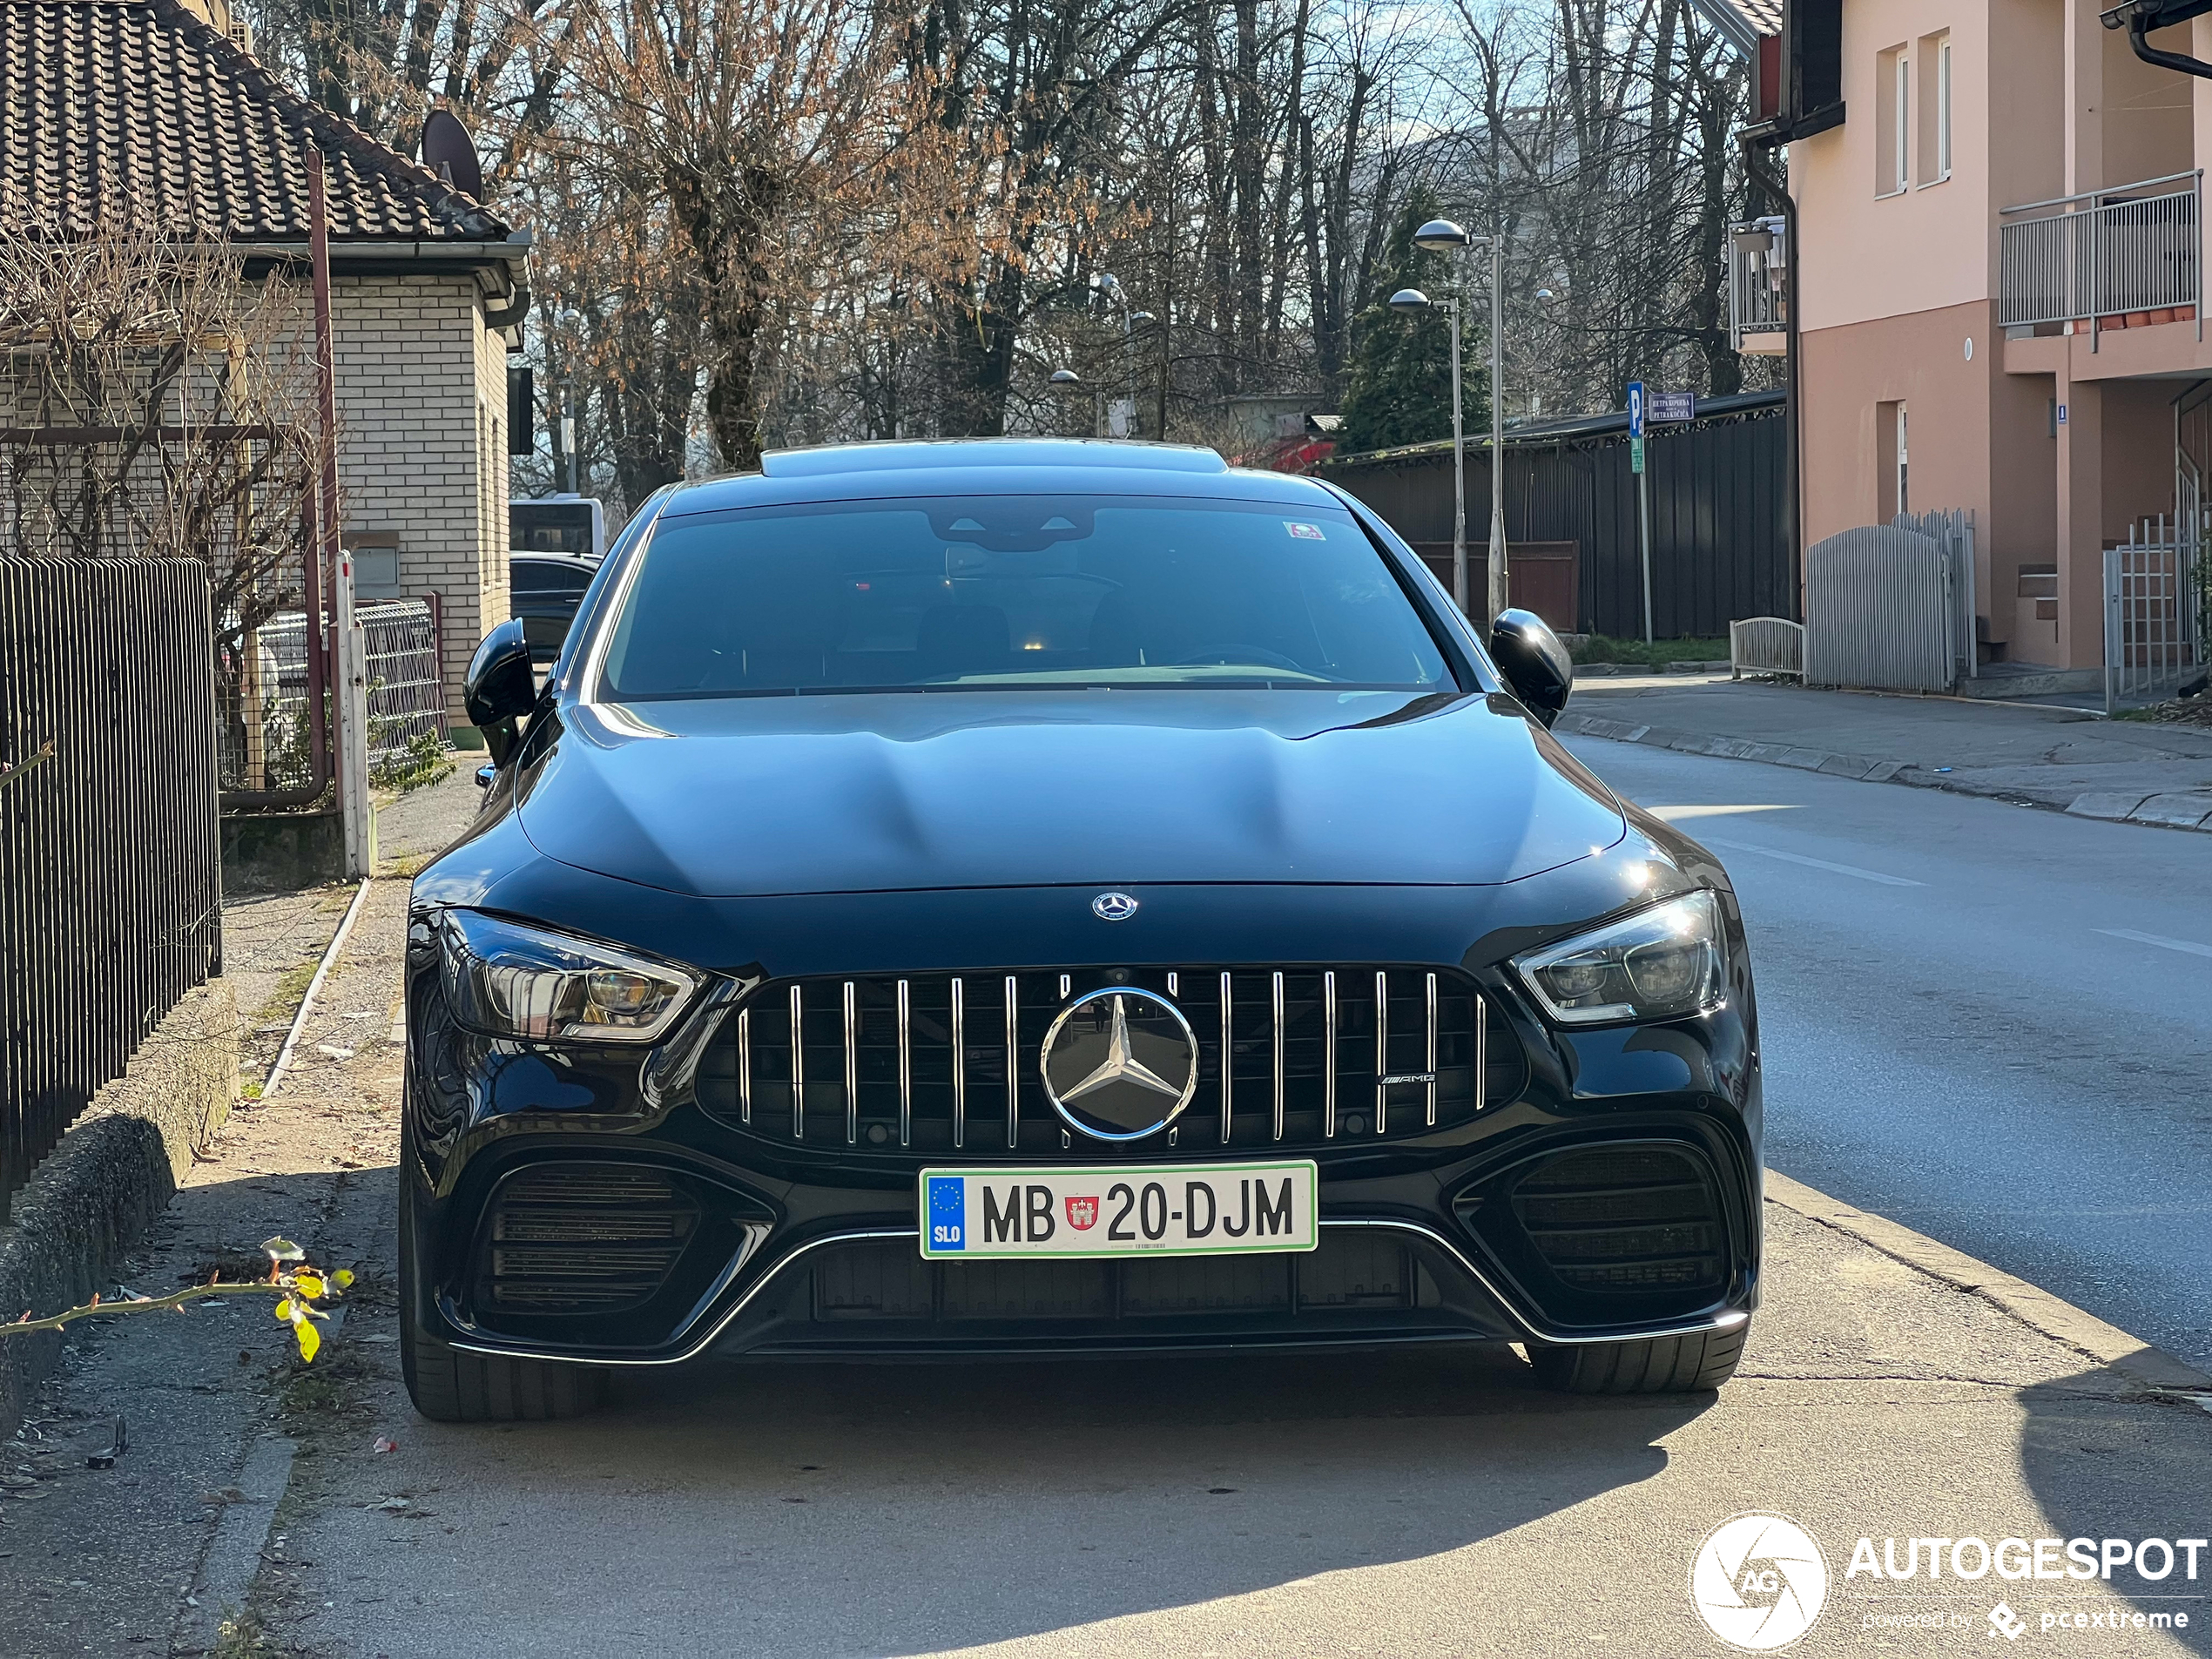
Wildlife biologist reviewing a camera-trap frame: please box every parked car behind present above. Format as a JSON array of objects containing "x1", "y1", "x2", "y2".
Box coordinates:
[{"x1": 508, "y1": 553, "x2": 599, "y2": 667}]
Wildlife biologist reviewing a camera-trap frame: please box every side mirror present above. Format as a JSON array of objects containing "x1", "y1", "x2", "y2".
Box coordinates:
[
  {"x1": 1490, "y1": 608, "x2": 1573, "y2": 727},
  {"x1": 463, "y1": 618, "x2": 536, "y2": 765}
]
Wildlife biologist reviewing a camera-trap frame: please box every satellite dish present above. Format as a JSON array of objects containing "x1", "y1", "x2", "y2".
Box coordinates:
[{"x1": 420, "y1": 109, "x2": 482, "y2": 201}]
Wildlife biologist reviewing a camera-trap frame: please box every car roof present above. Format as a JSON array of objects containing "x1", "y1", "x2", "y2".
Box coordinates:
[{"x1": 657, "y1": 439, "x2": 1343, "y2": 517}]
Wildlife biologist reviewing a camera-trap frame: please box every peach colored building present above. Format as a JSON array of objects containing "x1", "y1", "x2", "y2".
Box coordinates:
[{"x1": 1735, "y1": 0, "x2": 2212, "y2": 672}]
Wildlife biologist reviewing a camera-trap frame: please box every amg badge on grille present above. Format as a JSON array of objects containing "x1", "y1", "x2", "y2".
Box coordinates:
[
  {"x1": 1090, "y1": 892, "x2": 1139, "y2": 921},
  {"x1": 1040, "y1": 988, "x2": 1198, "y2": 1142}
]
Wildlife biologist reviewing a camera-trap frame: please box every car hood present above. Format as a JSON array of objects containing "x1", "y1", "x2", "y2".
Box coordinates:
[{"x1": 515, "y1": 690, "x2": 1626, "y2": 899}]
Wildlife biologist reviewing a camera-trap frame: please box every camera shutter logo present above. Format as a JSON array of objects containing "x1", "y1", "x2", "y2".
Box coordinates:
[{"x1": 1689, "y1": 1513, "x2": 1829, "y2": 1651}]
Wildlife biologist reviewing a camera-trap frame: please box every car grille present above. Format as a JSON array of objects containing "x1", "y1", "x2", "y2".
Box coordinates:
[
  {"x1": 810, "y1": 1231, "x2": 1414, "y2": 1321},
  {"x1": 694, "y1": 967, "x2": 1524, "y2": 1156},
  {"x1": 1507, "y1": 1146, "x2": 1726, "y2": 1294},
  {"x1": 476, "y1": 1165, "x2": 701, "y2": 1315}
]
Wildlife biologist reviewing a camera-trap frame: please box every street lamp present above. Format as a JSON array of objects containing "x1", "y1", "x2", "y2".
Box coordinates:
[
  {"x1": 556, "y1": 306, "x2": 582, "y2": 496},
  {"x1": 1406, "y1": 219, "x2": 1507, "y2": 620},
  {"x1": 1096, "y1": 274, "x2": 1143, "y2": 436},
  {"x1": 1048, "y1": 367, "x2": 1087, "y2": 439}
]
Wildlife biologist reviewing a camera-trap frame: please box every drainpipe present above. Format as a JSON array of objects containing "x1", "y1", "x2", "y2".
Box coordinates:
[
  {"x1": 1741, "y1": 141, "x2": 1804, "y2": 617},
  {"x1": 2103, "y1": 1, "x2": 2212, "y2": 78}
]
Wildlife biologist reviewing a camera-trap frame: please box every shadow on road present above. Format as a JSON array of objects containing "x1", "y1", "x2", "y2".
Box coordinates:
[{"x1": 354, "y1": 1340, "x2": 1711, "y2": 1655}]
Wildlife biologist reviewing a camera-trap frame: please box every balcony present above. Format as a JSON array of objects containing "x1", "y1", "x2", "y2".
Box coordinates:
[
  {"x1": 1730, "y1": 217, "x2": 1787, "y2": 354},
  {"x1": 2000, "y1": 171, "x2": 2202, "y2": 343}
]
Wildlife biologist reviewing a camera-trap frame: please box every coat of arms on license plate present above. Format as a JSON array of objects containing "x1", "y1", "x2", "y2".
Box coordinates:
[{"x1": 1065, "y1": 1195, "x2": 1100, "y2": 1231}]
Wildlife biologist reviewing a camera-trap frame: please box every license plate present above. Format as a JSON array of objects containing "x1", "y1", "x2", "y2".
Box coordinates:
[{"x1": 918, "y1": 1162, "x2": 1318, "y2": 1259}]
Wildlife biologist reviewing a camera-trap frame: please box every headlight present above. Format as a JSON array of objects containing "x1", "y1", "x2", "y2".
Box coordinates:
[
  {"x1": 1512, "y1": 891, "x2": 1725, "y2": 1026},
  {"x1": 437, "y1": 910, "x2": 700, "y2": 1043}
]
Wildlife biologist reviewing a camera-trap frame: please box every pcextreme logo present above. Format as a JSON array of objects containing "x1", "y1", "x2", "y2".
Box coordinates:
[{"x1": 1689, "y1": 1512, "x2": 1831, "y2": 1651}]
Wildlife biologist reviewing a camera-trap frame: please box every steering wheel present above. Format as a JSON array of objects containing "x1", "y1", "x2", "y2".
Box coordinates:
[{"x1": 1171, "y1": 643, "x2": 1307, "y2": 672}]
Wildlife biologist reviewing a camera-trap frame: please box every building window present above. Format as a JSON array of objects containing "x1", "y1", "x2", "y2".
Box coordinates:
[
  {"x1": 1918, "y1": 31, "x2": 1952, "y2": 185},
  {"x1": 1876, "y1": 46, "x2": 1909, "y2": 197},
  {"x1": 1878, "y1": 401, "x2": 1909, "y2": 520}
]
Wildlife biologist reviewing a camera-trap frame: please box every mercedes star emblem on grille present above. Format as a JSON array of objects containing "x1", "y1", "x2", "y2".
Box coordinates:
[
  {"x1": 1039, "y1": 988, "x2": 1199, "y2": 1142},
  {"x1": 1091, "y1": 892, "x2": 1139, "y2": 921}
]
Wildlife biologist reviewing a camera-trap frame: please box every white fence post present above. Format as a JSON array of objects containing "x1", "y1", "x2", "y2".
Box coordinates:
[{"x1": 335, "y1": 547, "x2": 375, "y2": 877}]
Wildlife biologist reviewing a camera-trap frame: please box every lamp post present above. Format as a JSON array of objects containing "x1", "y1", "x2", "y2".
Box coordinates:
[
  {"x1": 1399, "y1": 219, "x2": 1507, "y2": 620},
  {"x1": 556, "y1": 305, "x2": 582, "y2": 496},
  {"x1": 1096, "y1": 275, "x2": 1145, "y2": 436},
  {"x1": 1048, "y1": 367, "x2": 1086, "y2": 438}
]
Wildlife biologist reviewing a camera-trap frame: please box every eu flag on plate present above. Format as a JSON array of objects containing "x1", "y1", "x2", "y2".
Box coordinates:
[{"x1": 926, "y1": 1176, "x2": 966, "y2": 1251}]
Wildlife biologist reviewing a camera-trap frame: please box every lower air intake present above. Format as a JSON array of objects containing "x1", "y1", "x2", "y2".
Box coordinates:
[
  {"x1": 1509, "y1": 1147, "x2": 1725, "y2": 1295},
  {"x1": 479, "y1": 1165, "x2": 700, "y2": 1316}
]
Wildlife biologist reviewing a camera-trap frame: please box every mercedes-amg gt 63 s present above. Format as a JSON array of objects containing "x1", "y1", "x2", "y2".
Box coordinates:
[{"x1": 401, "y1": 440, "x2": 1762, "y2": 1421}]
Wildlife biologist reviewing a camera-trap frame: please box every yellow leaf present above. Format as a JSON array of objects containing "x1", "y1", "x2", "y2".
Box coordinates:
[
  {"x1": 293, "y1": 1318, "x2": 320, "y2": 1363},
  {"x1": 332, "y1": 1269, "x2": 355, "y2": 1290},
  {"x1": 274, "y1": 1296, "x2": 298, "y2": 1324},
  {"x1": 293, "y1": 1272, "x2": 325, "y2": 1300}
]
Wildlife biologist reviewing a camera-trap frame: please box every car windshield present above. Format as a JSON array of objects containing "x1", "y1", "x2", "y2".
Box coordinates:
[{"x1": 597, "y1": 494, "x2": 1454, "y2": 698}]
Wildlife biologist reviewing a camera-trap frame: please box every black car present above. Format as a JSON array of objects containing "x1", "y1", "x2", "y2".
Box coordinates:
[
  {"x1": 405, "y1": 440, "x2": 1761, "y2": 1422},
  {"x1": 508, "y1": 552, "x2": 601, "y2": 667}
]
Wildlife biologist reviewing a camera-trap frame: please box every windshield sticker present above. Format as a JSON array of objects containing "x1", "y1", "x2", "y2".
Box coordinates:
[{"x1": 1285, "y1": 522, "x2": 1326, "y2": 540}]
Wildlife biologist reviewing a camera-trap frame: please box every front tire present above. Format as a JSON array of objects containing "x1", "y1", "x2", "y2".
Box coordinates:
[
  {"x1": 399, "y1": 1158, "x2": 608, "y2": 1423},
  {"x1": 1527, "y1": 1322, "x2": 1749, "y2": 1394}
]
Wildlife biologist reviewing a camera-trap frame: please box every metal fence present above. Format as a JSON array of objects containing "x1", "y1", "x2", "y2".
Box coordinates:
[
  {"x1": 1324, "y1": 390, "x2": 1791, "y2": 637},
  {"x1": 1893, "y1": 507, "x2": 1979, "y2": 684},
  {"x1": 224, "y1": 597, "x2": 442, "y2": 792},
  {"x1": 1730, "y1": 617, "x2": 1804, "y2": 678},
  {"x1": 1802, "y1": 523, "x2": 1964, "y2": 694},
  {"x1": 2000, "y1": 172, "x2": 2202, "y2": 336},
  {"x1": 0, "y1": 556, "x2": 223, "y2": 1218},
  {"x1": 2103, "y1": 520, "x2": 2202, "y2": 715}
]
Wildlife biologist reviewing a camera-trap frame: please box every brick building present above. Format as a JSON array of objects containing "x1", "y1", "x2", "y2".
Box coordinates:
[{"x1": 1, "y1": 0, "x2": 529, "y2": 725}]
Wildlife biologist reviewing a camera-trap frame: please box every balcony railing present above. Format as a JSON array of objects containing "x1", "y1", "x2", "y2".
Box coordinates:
[
  {"x1": 1730, "y1": 216, "x2": 1787, "y2": 352},
  {"x1": 2000, "y1": 171, "x2": 2202, "y2": 344}
]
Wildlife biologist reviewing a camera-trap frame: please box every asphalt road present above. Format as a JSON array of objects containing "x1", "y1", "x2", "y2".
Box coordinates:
[{"x1": 1561, "y1": 736, "x2": 2212, "y2": 1374}]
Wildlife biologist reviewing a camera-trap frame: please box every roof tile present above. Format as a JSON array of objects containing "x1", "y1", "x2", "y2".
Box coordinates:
[{"x1": 0, "y1": 0, "x2": 509, "y2": 241}]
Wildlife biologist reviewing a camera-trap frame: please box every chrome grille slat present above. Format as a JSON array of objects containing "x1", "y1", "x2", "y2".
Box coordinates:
[
  {"x1": 951, "y1": 976, "x2": 966, "y2": 1150},
  {"x1": 1425, "y1": 971, "x2": 1438, "y2": 1128},
  {"x1": 790, "y1": 984, "x2": 806, "y2": 1139},
  {"x1": 843, "y1": 980, "x2": 859, "y2": 1146},
  {"x1": 1323, "y1": 970, "x2": 1337, "y2": 1139},
  {"x1": 1374, "y1": 969, "x2": 1389, "y2": 1135},
  {"x1": 1218, "y1": 969, "x2": 1234, "y2": 1146},
  {"x1": 1271, "y1": 969, "x2": 1285, "y2": 1143},
  {"x1": 737, "y1": 1008, "x2": 752, "y2": 1126},
  {"x1": 896, "y1": 979, "x2": 913, "y2": 1148},
  {"x1": 1474, "y1": 990, "x2": 1487, "y2": 1116},
  {"x1": 1003, "y1": 974, "x2": 1020, "y2": 1149}
]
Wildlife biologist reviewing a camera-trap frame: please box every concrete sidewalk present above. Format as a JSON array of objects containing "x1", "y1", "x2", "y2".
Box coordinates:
[{"x1": 1563, "y1": 677, "x2": 2212, "y2": 832}]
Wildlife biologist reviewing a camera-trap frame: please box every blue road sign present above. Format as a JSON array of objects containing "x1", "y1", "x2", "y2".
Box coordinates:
[{"x1": 1627, "y1": 381, "x2": 1645, "y2": 439}]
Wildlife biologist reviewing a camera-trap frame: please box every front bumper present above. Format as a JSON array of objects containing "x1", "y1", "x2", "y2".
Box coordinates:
[{"x1": 401, "y1": 924, "x2": 1763, "y2": 1368}]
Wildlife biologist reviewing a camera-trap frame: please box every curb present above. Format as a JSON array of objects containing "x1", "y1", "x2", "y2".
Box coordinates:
[
  {"x1": 1764, "y1": 1170, "x2": 2212, "y2": 1397},
  {"x1": 0, "y1": 981, "x2": 239, "y2": 1441},
  {"x1": 1555, "y1": 710, "x2": 2212, "y2": 834}
]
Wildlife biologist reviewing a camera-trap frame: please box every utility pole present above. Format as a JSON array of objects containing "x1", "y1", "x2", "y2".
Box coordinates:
[{"x1": 1486, "y1": 227, "x2": 1507, "y2": 621}]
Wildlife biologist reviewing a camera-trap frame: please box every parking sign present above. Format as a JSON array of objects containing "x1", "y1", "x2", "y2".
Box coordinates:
[{"x1": 1627, "y1": 381, "x2": 1645, "y2": 439}]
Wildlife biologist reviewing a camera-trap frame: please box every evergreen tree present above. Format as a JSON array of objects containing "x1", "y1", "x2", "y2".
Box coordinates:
[{"x1": 1337, "y1": 189, "x2": 1492, "y2": 453}]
